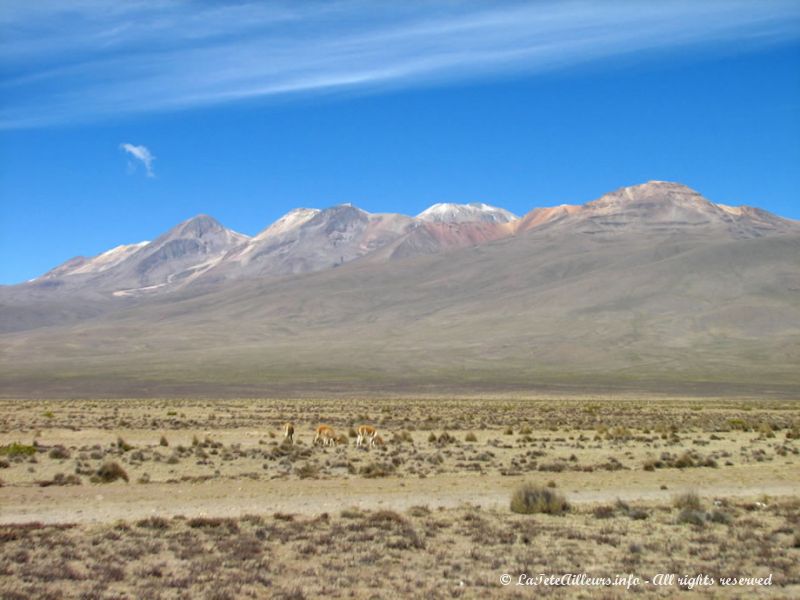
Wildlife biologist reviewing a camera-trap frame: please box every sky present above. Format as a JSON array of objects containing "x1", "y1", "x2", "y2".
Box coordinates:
[{"x1": 1, "y1": 1, "x2": 799, "y2": 284}]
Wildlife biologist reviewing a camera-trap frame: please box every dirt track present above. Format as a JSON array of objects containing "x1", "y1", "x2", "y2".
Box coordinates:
[{"x1": 3, "y1": 465, "x2": 797, "y2": 525}]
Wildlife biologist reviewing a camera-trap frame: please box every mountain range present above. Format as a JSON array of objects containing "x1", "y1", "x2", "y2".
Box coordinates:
[{"x1": 2, "y1": 181, "x2": 799, "y2": 397}]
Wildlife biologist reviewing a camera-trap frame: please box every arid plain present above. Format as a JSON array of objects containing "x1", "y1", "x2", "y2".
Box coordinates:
[{"x1": 1, "y1": 395, "x2": 798, "y2": 598}]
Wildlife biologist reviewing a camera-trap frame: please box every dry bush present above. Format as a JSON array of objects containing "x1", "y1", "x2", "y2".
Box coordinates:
[
  {"x1": 673, "y1": 492, "x2": 703, "y2": 511},
  {"x1": 677, "y1": 508, "x2": 707, "y2": 527},
  {"x1": 136, "y1": 516, "x2": 170, "y2": 530},
  {"x1": 187, "y1": 517, "x2": 239, "y2": 532},
  {"x1": 48, "y1": 446, "x2": 70, "y2": 460},
  {"x1": 116, "y1": 437, "x2": 133, "y2": 452},
  {"x1": 295, "y1": 462, "x2": 320, "y2": 479},
  {"x1": 93, "y1": 462, "x2": 129, "y2": 483},
  {"x1": 392, "y1": 430, "x2": 414, "y2": 444},
  {"x1": 38, "y1": 473, "x2": 81, "y2": 487},
  {"x1": 593, "y1": 505, "x2": 616, "y2": 519},
  {"x1": 510, "y1": 483, "x2": 569, "y2": 515},
  {"x1": 358, "y1": 462, "x2": 395, "y2": 478}
]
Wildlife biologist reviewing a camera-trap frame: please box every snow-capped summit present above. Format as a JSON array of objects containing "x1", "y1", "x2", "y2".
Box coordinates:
[{"x1": 417, "y1": 202, "x2": 517, "y2": 224}]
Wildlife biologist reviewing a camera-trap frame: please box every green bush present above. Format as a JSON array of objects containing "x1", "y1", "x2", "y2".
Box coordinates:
[{"x1": 0, "y1": 442, "x2": 36, "y2": 458}]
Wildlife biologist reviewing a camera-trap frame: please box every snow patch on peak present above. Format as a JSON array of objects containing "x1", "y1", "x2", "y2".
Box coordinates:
[
  {"x1": 716, "y1": 203, "x2": 744, "y2": 216},
  {"x1": 417, "y1": 202, "x2": 517, "y2": 224},
  {"x1": 254, "y1": 208, "x2": 320, "y2": 240},
  {"x1": 69, "y1": 241, "x2": 150, "y2": 275}
]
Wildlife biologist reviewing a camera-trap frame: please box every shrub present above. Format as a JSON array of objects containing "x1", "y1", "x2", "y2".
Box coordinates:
[
  {"x1": 49, "y1": 446, "x2": 70, "y2": 460},
  {"x1": 392, "y1": 431, "x2": 414, "y2": 444},
  {"x1": 708, "y1": 509, "x2": 733, "y2": 525},
  {"x1": 407, "y1": 505, "x2": 431, "y2": 517},
  {"x1": 159, "y1": 435, "x2": 169, "y2": 447},
  {"x1": 116, "y1": 437, "x2": 133, "y2": 452},
  {"x1": 295, "y1": 462, "x2": 320, "y2": 479},
  {"x1": 367, "y1": 510, "x2": 407, "y2": 525},
  {"x1": 38, "y1": 473, "x2": 81, "y2": 487},
  {"x1": 0, "y1": 442, "x2": 36, "y2": 458},
  {"x1": 136, "y1": 516, "x2": 170, "y2": 530},
  {"x1": 677, "y1": 508, "x2": 706, "y2": 527},
  {"x1": 465, "y1": 432, "x2": 478, "y2": 443},
  {"x1": 510, "y1": 483, "x2": 569, "y2": 515},
  {"x1": 593, "y1": 505, "x2": 615, "y2": 519},
  {"x1": 674, "y1": 452, "x2": 695, "y2": 469},
  {"x1": 436, "y1": 432, "x2": 456, "y2": 445},
  {"x1": 93, "y1": 462, "x2": 129, "y2": 483},
  {"x1": 673, "y1": 492, "x2": 702, "y2": 511},
  {"x1": 359, "y1": 462, "x2": 395, "y2": 478},
  {"x1": 188, "y1": 517, "x2": 239, "y2": 531}
]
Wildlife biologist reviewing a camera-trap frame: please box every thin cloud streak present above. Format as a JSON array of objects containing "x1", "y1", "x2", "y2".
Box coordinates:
[{"x1": 1, "y1": 1, "x2": 799, "y2": 129}]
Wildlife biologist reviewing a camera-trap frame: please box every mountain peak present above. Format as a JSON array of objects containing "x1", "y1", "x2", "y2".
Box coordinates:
[
  {"x1": 253, "y1": 208, "x2": 320, "y2": 241},
  {"x1": 172, "y1": 214, "x2": 227, "y2": 238},
  {"x1": 517, "y1": 180, "x2": 797, "y2": 238},
  {"x1": 417, "y1": 202, "x2": 517, "y2": 224}
]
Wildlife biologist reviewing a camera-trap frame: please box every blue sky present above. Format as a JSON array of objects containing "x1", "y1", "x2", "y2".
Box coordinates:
[{"x1": 1, "y1": 1, "x2": 799, "y2": 284}]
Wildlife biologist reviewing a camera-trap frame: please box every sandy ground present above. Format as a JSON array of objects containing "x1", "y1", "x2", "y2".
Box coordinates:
[
  {"x1": 1, "y1": 397, "x2": 799, "y2": 598},
  {"x1": 2, "y1": 464, "x2": 798, "y2": 525}
]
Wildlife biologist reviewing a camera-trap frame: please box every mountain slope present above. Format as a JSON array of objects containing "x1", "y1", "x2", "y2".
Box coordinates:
[
  {"x1": 194, "y1": 205, "x2": 416, "y2": 283},
  {"x1": 2, "y1": 227, "x2": 798, "y2": 396},
  {"x1": 2, "y1": 180, "x2": 799, "y2": 396},
  {"x1": 517, "y1": 181, "x2": 798, "y2": 238},
  {"x1": 21, "y1": 215, "x2": 249, "y2": 298}
]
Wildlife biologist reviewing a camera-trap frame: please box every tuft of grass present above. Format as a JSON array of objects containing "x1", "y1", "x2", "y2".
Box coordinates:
[
  {"x1": 116, "y1": 437, "x2": 133, "y2": 452},
  {"x1": 392, "y1": 430, "x2": 414, "y2": 444},
  {"x1": 510, "y1": 483, "x2": 569, "y2": 515},
  {"x1": 295, "y1": 462, "x2": 320, "y2": 479},
  {"x1": 136, "y1": 516, "x2": 170, "y2": 530},
  {"x1": 93, "y1": 461, "x2": 129, "y2": 483},
  {"x1": 593, "y1": 505, "x2": 615, "y2": 519},
  {"x1": 708, "y1": 509, "x2": 733, "y2": 525},
  {"x1": 0, "y1": 442, "x2": 36, "y2": 458},
  {"x1": 465, "y1": 432, "x2": 478, "y2": 443},
  {"x1": 188, "y1": 517, "x2": 239, "y2": 531},
  {"x1": 340, "y1": 508, "x2": 364, "y2": 519},
  {"x1": 677, "y1": 508, "x2": 706, "y2": 527},
  {"x1": 37, "y1": 473, "x2": 81, "y2": 487},
  {"x1": 48, "y1": 445, "x2": 71, "y2": 460},
  {"x1": 358, "y1": 462, "x2": 395, "y2": 478},
  {"x1": 673, "y1": 492, "x2": 702, "y2": 511}
]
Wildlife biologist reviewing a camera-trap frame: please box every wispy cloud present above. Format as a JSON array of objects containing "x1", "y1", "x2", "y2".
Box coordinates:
[
  {"x1": 1, "y1": 1, "x2": 799, "y2": 128},
  {"x1": 120, "y1": 143, "x2": 155, "y2": 177}
]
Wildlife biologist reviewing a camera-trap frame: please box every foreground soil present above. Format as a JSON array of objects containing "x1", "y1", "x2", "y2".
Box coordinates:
[{"x1": 1, "y1": 395, "x2": 798, "y2": 598}]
